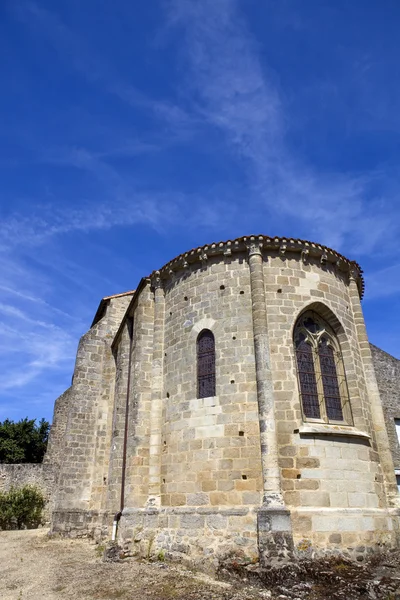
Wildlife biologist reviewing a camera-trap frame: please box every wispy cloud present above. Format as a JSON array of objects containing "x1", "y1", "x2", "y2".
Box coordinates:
[
  {"x1": 0, "y1": 196, "x2": 177, "y2": 249},
  {"x1": 0, "y1": 310, "x2": 76, "y2": 392},
  {"x1": 0, "y1": 188, "x2": 239, "y2": 253},
  {"x1": 0, "y1": 284, "x2": 77, "y2": 321},
  {"x1": 0, "y1": 255, "x2": 81, "y2": 391},
  {"x1": 166, "y1": 0, "x2": 400, "y2": 255},
  {"x1": 7, "y1": 0, "x2": 400, "y2": 259}
]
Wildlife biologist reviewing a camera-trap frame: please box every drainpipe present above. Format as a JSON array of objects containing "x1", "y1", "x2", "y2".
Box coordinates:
[
  {"x1": 111, "y1": 511, "x2": 122, "y2": 542},
  {"x1": 113, "y1": 316, "x2": 134, "y2": 542}
]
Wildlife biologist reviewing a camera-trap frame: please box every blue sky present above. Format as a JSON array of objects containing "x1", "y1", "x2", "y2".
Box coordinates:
[{"x1": 1, "y1": 0, "x2": 400, "y2": 423}]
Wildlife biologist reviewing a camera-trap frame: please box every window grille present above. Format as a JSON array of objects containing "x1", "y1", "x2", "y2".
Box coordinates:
[
  {"x1": 296, "y1": 336, "x2": 320, "y2": 419},
  {"x1": 294, "y1": 311, "x2": 350, "y2": 424},
  {"x1": 197, "y1": 329, "x2": 216, "y2": 398},
  {"x1": 318, "y1": 337, "x2": 343, "y2": 421}
]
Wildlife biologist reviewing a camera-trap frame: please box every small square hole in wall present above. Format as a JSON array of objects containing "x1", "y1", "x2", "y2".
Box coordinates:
[
  {"x1": 277, "y1": 288, "x2": 282, "y2": 293},
  {"x1": 184, "y1": 296, "x2": 188, "y2": 301},
  {"x1": 220, "y1": 285, "x2": 225, "y2": 290},
  {"x1": 166, "y1": 392, "x2": 170, "y2": 398},
  {"x1": 232, "y1": 336, "x2": 236, "y2": 340},
  {"x1": 239, "y1": 431, "x2": 244, "y2": 437},
  {"x1": 239, "y1": 290, "x2": 244, "y2": 295},
  {"x1": 242, "y1": 474, "x2": 247, "y2": 480},
  {"x1": 163, "y1": 479, "x2": 165, "y2": 484},
  {"x1": 230, "y1": 380, "x2": 235, "y2": 384}
]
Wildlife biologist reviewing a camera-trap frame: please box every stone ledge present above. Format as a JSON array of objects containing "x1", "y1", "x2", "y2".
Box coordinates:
[
  {"x1": 291, "y1": 507, "x2": 400, "y2": 515},
  {"x1": 294, "y1": 424, "x2": 371, "y2": 440},
  {"x1": 122, "y1": 506, "x2": 251, "y2": 516}
]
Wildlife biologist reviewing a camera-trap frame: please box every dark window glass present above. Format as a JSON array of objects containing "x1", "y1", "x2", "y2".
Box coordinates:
[
  {"x1": 295, "y1": 337, "x2": 320, "y2": 419},
  {"x1": 318, "y1": 338, "x2": 343, "y2": 421},
  {"x1": 303, "y1": 317, "x2": 319, "y2": 333},
  {"x1": 197, "y1": 330, "x2": 216, "y2": 398}
]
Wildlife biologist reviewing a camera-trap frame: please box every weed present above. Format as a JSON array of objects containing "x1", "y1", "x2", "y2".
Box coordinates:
[
  {"x1": 95, "y1": 543, "x2": 106, "y2": 558},
  {"x1": 157, "y1": 549, "x2": 165, "y2": 562},
  {"x1": 333, "y1": 562, "x2": 350, "y2": 571},
  {"x1": 146, "y1": 534, "x2": 155, "y2": 559},
  {"x1": 296, "y1": 538, "x2": 312, "y2": 552}
]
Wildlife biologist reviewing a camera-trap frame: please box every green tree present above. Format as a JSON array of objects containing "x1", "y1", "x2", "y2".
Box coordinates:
[{"x1": 0, "y1": 418, "x2": 50, "y2": 464}]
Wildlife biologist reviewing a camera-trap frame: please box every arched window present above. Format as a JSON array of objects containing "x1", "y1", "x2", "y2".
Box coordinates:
[
  {"x1": 197, "y1": 329, "x2": 216, "y2": 398},
  {"x1": 294, "y1": 311, "x2": 351, "y2": 423}
]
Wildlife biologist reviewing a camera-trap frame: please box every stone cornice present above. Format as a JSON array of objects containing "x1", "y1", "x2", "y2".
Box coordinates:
[
  {"x1": 150, "y1": 270, "x2": 163, "y2": 291},
  {"x1": 149, "y1": 235, "x2": 365, "y2": 298}
]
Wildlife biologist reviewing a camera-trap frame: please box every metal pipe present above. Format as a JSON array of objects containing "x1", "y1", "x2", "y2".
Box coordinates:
[
  {"x1": 111, "y1": 511, "x2": 122, "y2": 542},
  {"x1": 120, "y1": 316, "x2": 133, "y2": 512},
  {"x1": 113, "y1": 316, "x2": 133, "y2": 543},
  {"x1": 120, "y1": 317, "x2": 133, "y2": 512}
]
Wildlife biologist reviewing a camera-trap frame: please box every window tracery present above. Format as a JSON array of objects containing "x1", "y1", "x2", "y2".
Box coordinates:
[{"x1": 294, "y1": 311, "x2": 351, "y2": 424}]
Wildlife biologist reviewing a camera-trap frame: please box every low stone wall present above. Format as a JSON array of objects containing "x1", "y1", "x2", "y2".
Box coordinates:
[
  {"x1": 51, "y1": 508, "x2": 109, "y2": 539},
  {"x1": 118, "y1": 505, "x2": 400, "y2": 569},
  {"x1": 119, "y1": 506, "x2": 259, "y2": 569},
  {"x1": 0, "y1": 463, "x2": 56, "y2": 524}
]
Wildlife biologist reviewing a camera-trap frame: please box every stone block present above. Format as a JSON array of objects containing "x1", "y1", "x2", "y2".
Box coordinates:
[
  {"x1": 206, "y1": 514, "x2": 228, "y2": 530},
  {"x1": 187, "y1": 493, "x2": 209, "y2": 506},
  {"x1": 348, "y1": 493, "x2": 366, "y2": 508},
  {"x1": 180, "y1": 514, "x2": 205, "y2": 529}
]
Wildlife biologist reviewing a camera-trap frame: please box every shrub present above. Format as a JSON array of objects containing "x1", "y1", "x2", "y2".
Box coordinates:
[{"x1": 0, "y1": 485, "x2": 46, "y2": 530}]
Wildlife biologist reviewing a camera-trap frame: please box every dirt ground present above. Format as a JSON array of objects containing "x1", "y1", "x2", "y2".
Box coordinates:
[
  {"x1": 0, "y1": 529, "x2": 267, "y2": 600},
  {"x1": 2, "y1": 529, "x2": 400, "y2": 600}
]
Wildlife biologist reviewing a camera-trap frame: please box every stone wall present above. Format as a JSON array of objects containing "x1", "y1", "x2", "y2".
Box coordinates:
[
  {"x1": 262, "y1": 254, "x2": 397, "y2": 553},
  {"x1": 44, "y1": 387, "x2": 73, "y2": 468},
  {"x1": 50, "y1": 293, "x2": 132, "y2": 537},
  {"x1": 162, "y1": 254, "x2": 262, "y2": 508},
  {"x1": 0, "y1": 463, "x2": 56, "y2": 523},
  {"x1": 371, "y1": 345, "x2": 400, "y2": 470}
]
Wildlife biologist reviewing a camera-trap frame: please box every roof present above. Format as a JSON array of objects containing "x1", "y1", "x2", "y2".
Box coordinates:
[
  {"x1": 102, "y1": 290, "x2": 136, "y2": 301},
  {"x1": 91, "y1": 290, "x2": 135, "y2": 327}
]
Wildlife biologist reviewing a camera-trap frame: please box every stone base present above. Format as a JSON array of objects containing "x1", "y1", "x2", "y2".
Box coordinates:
[
  {"x1": 49, "y1": 504, "x2": 400, "y2": 569},
  {"x1": 51, "y1": 508, "x2": 109, "y2": 539},
  {"x1": 118, "y1": 505, "x2": 400, "y2": 568},
  {"x1": 119, "y1": 506, "x2": 259, "y2": 570},
  {"x1": 291, "y1": 507, "x2": 400, "y2": 561},
  {"x1": 257, "y1": 506, "x2": 294, "y2": 567}
]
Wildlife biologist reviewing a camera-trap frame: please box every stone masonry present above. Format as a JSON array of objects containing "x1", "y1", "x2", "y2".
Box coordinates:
[
  {"x1": 45, "y1": 235, "x2": 400, "y2": 567},
  {"x1": 371, "y1": 346, "x2": 400, "y2": 473}
]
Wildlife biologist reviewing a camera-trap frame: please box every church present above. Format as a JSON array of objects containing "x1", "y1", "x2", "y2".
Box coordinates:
[{"x1": 44, "y1": 234, "x2": 400, "y2": 566}]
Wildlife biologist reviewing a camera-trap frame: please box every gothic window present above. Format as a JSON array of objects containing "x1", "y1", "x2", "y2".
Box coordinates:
[
  {"x1": 197, "y1": 329, "x2": 216, "y2": 399},
  {"x1": 294, "y1": 311, "x2": 351, "y2": 423}
]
